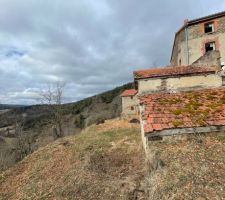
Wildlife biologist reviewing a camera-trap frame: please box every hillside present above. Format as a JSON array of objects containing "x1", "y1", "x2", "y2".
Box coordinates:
[
  {"x1": 0, "y1": 82, "x2": 133, "y2": 129},
  {"x1": 0, "y1": 104, "x2": 24, "y2": 110},
  {"x1": 0, "y1": 119, "x2": 146, "y2": 200},
  {"x1": 0, "y1": 82, "x2": 133, "y2": 172},
  {"x1": 1, "y1": 119, "x2": 225, "y2": 199},
  {"x1": 146, "y1": 132, "x2": 225, "y2": 199}
]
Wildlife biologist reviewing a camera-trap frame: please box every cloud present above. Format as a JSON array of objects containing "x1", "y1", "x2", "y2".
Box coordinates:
[{"x1": 0, "y1": 0, "x2": 224, "y2": 104}]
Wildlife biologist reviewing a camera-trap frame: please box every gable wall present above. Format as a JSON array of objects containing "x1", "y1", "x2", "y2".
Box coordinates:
[{"x1": 137, "y1": 73, "x2": 222, "y2": 94}]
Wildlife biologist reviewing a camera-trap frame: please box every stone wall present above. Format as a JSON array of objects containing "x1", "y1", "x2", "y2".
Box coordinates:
[
  {"x1": 192, "y1": 50, "x2": 221, "y2": 68},
  {"x1": 139, "y1": 104, "x2": 148, "y2": 152},
  {"x1": 171, "y1": 29, "x2": 186, "y2": 66},
  {"x1": 121, "y1": 95, "x2": 139, "y2": 117},
  {"x1": 137, "y1": 73, "x2": 222, "y2": 94},
  {"x1": 189, "y1": 16, "x2": 225, "y2": 40},
  {"x1": 187, "y1": 32, "x2": 225, "y2": 64}
]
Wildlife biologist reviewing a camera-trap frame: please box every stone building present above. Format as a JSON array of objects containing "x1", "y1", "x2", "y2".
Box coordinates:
[
  {"x1": 171, "y1": 11, "x2": 225, "y2": 66},
  {"x1": 121, "y1": 65, "x2": 225, "y2": 119},
  {"x1": 134, "y1": 65, "x2": 224, "y2": 95},
  {"x1": 120, "y1": 11, "x2": 225, "y2": 145},
  {"x1": 120, "y1": 89, "x2": 138, "y2": 117}
]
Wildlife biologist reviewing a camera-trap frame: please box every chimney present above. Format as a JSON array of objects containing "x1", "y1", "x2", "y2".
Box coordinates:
[{"x1": 184, "y1": 19, "x2": 189, "y2": 25}]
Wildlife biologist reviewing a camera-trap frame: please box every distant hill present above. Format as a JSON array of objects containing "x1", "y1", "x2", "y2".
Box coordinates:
[
  {"x1": 0, "y1": 82, "x2": 133, "y2": 128},
  {"x1": 0, "y1": 82, "x2": 134, "y2": 172},
  {"x1": 0, "y1": 104, "x2": 25, "y2": 110}
]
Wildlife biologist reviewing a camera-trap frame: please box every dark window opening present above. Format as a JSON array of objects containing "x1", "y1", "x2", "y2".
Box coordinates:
[
  {"x1": 148, "y1": 136, "x2": 163, "y2": 141},
  {"x1": 204, "y1": 23, "x2": 214, "y2": 33},
  {"x1": 179, "y1": 59, "x2": 181, "y2": 65},
  {"x1": 131, "y1": 106, "x2": 134, "y2": 111},
  {"x1": 131, "y1": 96, "x2": 133, "y2": 100},
  {"x1": 205, "y1": 42, "x2": 215, "y2": 52}
]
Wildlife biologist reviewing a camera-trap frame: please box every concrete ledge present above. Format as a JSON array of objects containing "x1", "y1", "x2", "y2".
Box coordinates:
[{"x1": 146, "y1": 125, "x2": 225, "y2": 140}]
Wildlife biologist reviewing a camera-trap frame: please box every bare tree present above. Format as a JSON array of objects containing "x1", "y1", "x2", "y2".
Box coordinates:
[
  {"x1": 40, "y1": 82, "x2": 66, "y2": 139},
  {"x1": 0, "y1": 145, "x2": 15, "y2": 172},
  {"x1": 15, "y1": 121, "x2": 33, "y2": 160}
]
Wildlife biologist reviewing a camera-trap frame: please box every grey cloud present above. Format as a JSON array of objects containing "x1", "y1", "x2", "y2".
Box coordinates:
[{"x1": 0, "y1": 0, "x2": 225, "y2": 104}]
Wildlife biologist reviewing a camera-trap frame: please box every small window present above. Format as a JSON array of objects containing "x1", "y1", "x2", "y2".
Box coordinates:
[
  {"x1": 204, "y1": 22, "x2": 214, "y2": 33},
  {"x1": 179, "y1": 59, "x2": 181, "y2": 65},
  {"x1": 131, "y1": 106, "x2": 134, "y2": 111},
  {"x1": 205, "y1": 42, "x2": 216, "y2": 52},
  {"x1": 131, "y1": 96, "x2": 133, "y2": 100}
]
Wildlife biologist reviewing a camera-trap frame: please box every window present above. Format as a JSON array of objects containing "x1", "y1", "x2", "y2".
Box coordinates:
[
  {"x1": 131, "y1": 96, "x2": 133, "y2": 100},
  {"x1": 131, "y1": 106, "x2": 134, "y2": 111},
  {"x1": 204, "y1": 22, "x2": 214, "y2": 33},
  {"x1": 205, "y1": 42, "x2": 216, "y2": 52}
]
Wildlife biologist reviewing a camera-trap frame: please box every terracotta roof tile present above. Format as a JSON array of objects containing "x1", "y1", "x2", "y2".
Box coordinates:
[
  {"x1": 139, "y1": 88, "x2": 225, "y2": 134},
  {"x1": 120, "y1": 89, "x2": 137, "y2": 97},
  {"x1": 134, "y1": 66, "x2": 216, "y2": 79}
]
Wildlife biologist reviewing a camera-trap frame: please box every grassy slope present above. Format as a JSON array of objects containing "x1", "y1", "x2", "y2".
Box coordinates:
[
  {"x1": 1, "y1": 118, "x2": 225, "y2": 200},
  {"x1": 0, "y1": 119, "x2": 146, "y2": 200}
]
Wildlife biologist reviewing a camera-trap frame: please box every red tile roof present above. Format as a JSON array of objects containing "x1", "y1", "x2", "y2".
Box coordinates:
[
  {"x1": 120, "y1": 89, "x2": 137, "y2": 97},
  {"x1": 134, "y1": 66, "x2": 216, "y2": 79},
  {"x1": 139, "y1": 88, "x2": 225, "y2": 134}
]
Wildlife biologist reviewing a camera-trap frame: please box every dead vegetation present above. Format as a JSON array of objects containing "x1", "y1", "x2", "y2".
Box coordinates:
[
  {"x1": 1, "y1": 118, "x2": 225, "y2": 200},
  {"x1": 0, "y1": 119, "x2": 146, "y2": 200},
  {"x1": 146, "y1": 132, "x2": 225, "y2": 200}
]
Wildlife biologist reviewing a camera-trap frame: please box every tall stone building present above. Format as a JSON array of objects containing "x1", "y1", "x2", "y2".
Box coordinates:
[{"x1": 171, "y1": 11, "x2": 225, "y2": 66}]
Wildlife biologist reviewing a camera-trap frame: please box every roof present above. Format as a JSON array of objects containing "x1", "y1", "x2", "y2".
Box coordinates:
[
  {"x1": 139, "y1": 88, "x2": 225, "y2": 135},
  {"x1": 134, "y1": 66, "x2": 216, "y2": 79},
  {"x1": 188, "y1": 11, "x2": 225, "y2": 25},
  {"x1": 120, "y1": 89, "x2": 137, "y2": 97}
]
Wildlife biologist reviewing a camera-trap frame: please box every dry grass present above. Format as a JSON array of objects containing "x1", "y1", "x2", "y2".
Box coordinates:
[
  {"x1": 2, "y1": 118, "x2": 224, "y2": 200},
  {"x1": 146, "y1": 132, "x2": 225, "y2": 200},
  {"x1": 0, "y1": 119, "x2": 146, "y2": 200}
]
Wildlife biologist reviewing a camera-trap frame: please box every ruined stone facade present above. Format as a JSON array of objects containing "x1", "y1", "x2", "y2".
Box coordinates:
[{"x1": 171, "y1": 12, "x2": 225, "y2": 66}]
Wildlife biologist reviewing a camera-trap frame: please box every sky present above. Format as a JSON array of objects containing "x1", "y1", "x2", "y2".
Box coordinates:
[{"x1": 0, "y1": 0, "x2": 225, "y2": 105}]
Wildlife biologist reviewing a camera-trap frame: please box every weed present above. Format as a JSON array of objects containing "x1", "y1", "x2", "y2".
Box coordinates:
[
  {"x1": 172, "y1": 120, "x2": 184, "y2": 127},
  {"x1": 216, "y1": 134, "x2": 225, "y2": 142},
  {"x1": 172, "y1": 109, "x2": 183, "y2": 115}
]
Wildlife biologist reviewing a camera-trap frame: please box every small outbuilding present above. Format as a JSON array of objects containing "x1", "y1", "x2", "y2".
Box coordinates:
[{"x1": 120, "y1": 89, "x2": 138, "y2": 117}]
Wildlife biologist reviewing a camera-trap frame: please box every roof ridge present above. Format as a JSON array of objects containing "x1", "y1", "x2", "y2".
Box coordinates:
[
  {"x1": 188, "y1": 10, "x2": 225, "y2": 24},
  {"x1": 120, "y1": 89, "x2": 137, "y2": 97},
  {"x1": 134, "y1": 65, "x2": 217, "y2": 79}
]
